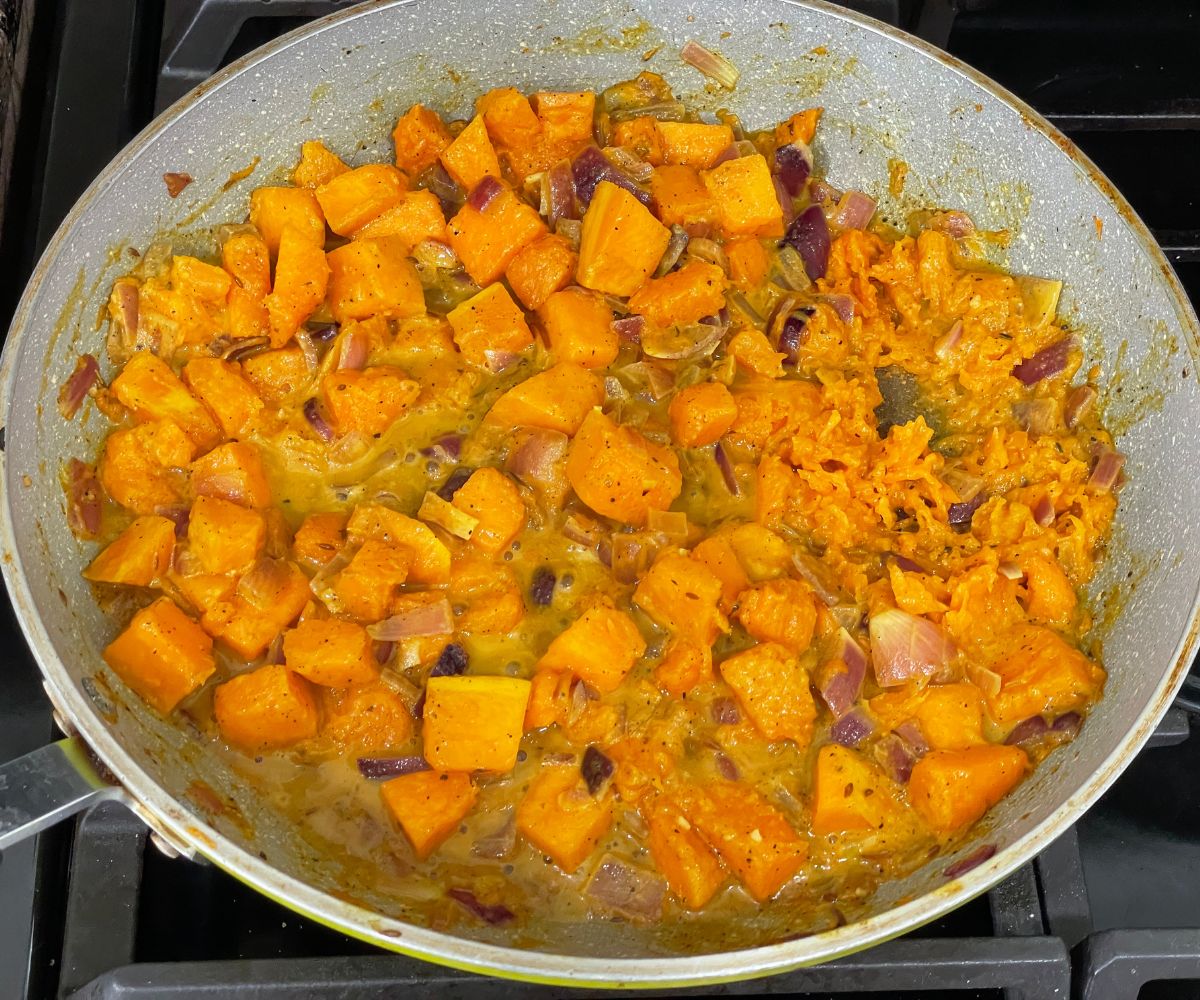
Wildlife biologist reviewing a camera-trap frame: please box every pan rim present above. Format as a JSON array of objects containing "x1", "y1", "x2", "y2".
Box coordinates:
[{"x1": 2, "y1": 0, "x2": 1198, "y2": 986}]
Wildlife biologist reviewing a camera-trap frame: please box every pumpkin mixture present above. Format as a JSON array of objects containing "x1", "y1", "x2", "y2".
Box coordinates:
[{"x1": 60, "y1": 68, "x2": 1120, "y2": 930}]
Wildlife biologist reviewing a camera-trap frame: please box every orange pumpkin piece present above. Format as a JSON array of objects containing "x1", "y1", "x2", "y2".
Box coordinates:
[
  {"x1": 182, "y1": 358, "x2": 263, "y2": 438},
  {"x1": 450, "y1": 467, "x2": 526, "y2": 554},
  {"x1": 811, "y1": 744, "x2": 918, "y2": 837},
  {"x1": 264, "y1": 224, "x2": 330, "y2": 347},
  {"x1": 627, "y1": 260, "x2": 728, "y2": 329},
  {"x1": 536, "y1": 287, "x2": 619, "y2": 369},
  {"x1": 315, "y1": 164, "x2": 408, "y2": 236},
  {"x1": 171, "y1": 255, "x2": 231, "y2": 302},
  {"x1": 656, "y1": 121, "x2": 734, "y2": 169},
  {"x1": 226, "y1": 286, "x2": 270, "y2": 342},
  {"x1": 346, "y1": 503, "x2": 451, "y2": 585},
  {"x1": 735, "y1": 578, "x2": 818, "y2": 652},
  {"x1": 908, "y1": 745, "x2": 1028, "y2": 833},
  {"x1": 701, "y1": 154, "x2": 784, "y2": 237},
  {"x1": 333, "y1": 537, "x2": 412, "y2": 622},
  {"x1": 668, "y1": 381, "x2": 737, "y2": 448},
  {"x1": 438, "y1": 114, "x2": 502, "y2": 192},
  {"x1": 187, "y1": 495, "x2": 265, "y2": 575},
  {"x1": 729, "y1": 327, "x2": 786, "y2": 377},
  {"x1": 523, "y1": 668, "x2": 573, "y2": 730},
  {"x1": 445, "y1": 182, "x2": 548, "y2": 286},
  {"x1": 613, "y1": 117, "x2": 665, "y2": 165},
  {"x1": 577, "y1": 181, "x2": 671, "y2": 297},
  {"x1": 987, "y1": 625, "x2": 1106, "y2": 728},
  {"x1": 292, "y1": 139, "x2": 349, "y2": 188},
  {"x1": 380, "y1": 770, "x2": 478, "y2": 860},
  {"x1": 633, "y1": 551, "x2": 725, "y2": 645},
  {"x1": 690, "y1": 533, "x2": 751, "y2": 614},
  {"x1": 532, "y1": 91, "x2": 595, "y2": 149},
  {"x1": 1022, "y1": 553, "x2": 1078, "y2": 627},
  {"x1": 476, "y1": 87, "x2": 542, "y2": 148},
  {"x1": 248, "y1": 186, "x2": 326, "y2": 256},
  {"x1": 718, "y1": 642, "x2": 816, "y2": 748},
  {"x1": 566, "y1": 409, "x2": 682, "y2": 526},
  {"x1": 353, "y1": 190, "x2": 447, "y2": 252},
  {"x1": 320, "y1": 681, "x2": 413, "y2": 752},
  {"x1": 239, "y1": 346, "x2": 310, "y2": 405},
  {"x1": 201, "y1": 558, "x2": 310, "y2": 660},
  {"x1": 654, "y1": 640, "x2": 713, "y2": 696},
  {"x1": 537, "y1": 597, "x2": 646, "y2": 695},
  {"x1": 649, "y1": 164, "x2": 716, "y2": 228},
  {"x1": 213, "y1": 664, "x2": 320, "y2": 751},
  {"x1": 643, "y1": 794, "x2": 727, "y2": 909},
  {"x1": 103, "y1": 597, "x2": 215, "y2": 713},
  {"x1": 191, "y1": 441, "x2": 273, "y2": 509},
  {"x1": 506, "y1": 234, "x2": 578, "y2": 310},
  {"x1": 448, "y1": 557, "x2": 525, "y2": 635},
  {"x1": 321, "y1": 366, "x2": 420, "y2": 438},
  {"x1": 111, "y1": 352, "x2": 222, "y2": 452},
  {"x1": 283, "y1": 617, "x2": 378, "y2": 688},
  {"x1": 292, "y1": 511, "x2": 347, "y2": 567},
  {"x1": 869, "y1": 682, "x2": 986, "y2": 751},
  {"x1": 446, "y1": 283, "x2": 533, "y2": 368},
  {"x1": 775, "y1": 108, "x2": 822, "y2": 147},
  {"x1": 84, "y1": 515, "x2": 176, "y2": 587},
  {"x1": 422, "y1": 674, "x2": 531, "y2": 772},
  {"x1": 221, "y1": 231, "x2": 271, "y2": 297},
  {"x1": 677, "y1": 781, "x2": 807, "y2": 902},
  {"x1": 326, "y1": 236, "x2": 425, "y2": 324},
  {"x1": 98, "y1": 421, "x2": 193, "y2": 514},
  {"x1": 169, "y1": 571, "x2": 236, "y2": 616},
  {"x1": 516, "y1": 765, "x2": 612, "y2": 873},
  {"x1": 726, "y1": 237, "x2": 770, "y2": 292},
  {"x1": 392, "y1": 104, "x2": 453, "y2": 175},
  {"x1": 486, "y1": 362, "x2": 604, "y2": 436}
]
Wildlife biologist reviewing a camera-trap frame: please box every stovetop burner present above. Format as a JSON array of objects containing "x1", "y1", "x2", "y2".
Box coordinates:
[{"x1": 4, "y1": 1, "x2": 1200, "y2": 997}]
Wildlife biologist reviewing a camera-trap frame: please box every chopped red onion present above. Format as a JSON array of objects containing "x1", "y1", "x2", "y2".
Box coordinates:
[
  {"x1": 655, "y1": 225, "x2": 689, "y2": 277},
  {"x1": 830, "y1": 708, "x2": 875, "y2": 747},
  {"x1": 1012, "y1": 337, "x2": 1072, "y2": 385},
  {"x1": 778, "y1": 311, "x2": 810, "y2": 365},
  {"x1": 829, "y1": 190, "x2": 876, "y2": 230},
  {"x1": 373, "y1": 640, "x2": 394, "y2": 665},
  {"x1": 472, "y1": 812, "x2": 516, "y2": 860},
  {"x1": 1013, "y1": 398, "x2": 1058, "y2": 437},
  {"x1": 467, "y1": 175, "x2": 503, "y2": 212},
  {"x1": 869, "y1": 608, "x2": 958, "y2": 688},
  {"x1": 483, "y1": 349, "x2": 521, "y2": 373},
  {"x1": 572, "y1": 146, "x2": 654, "y2": 210},
  {"x1": 772, "y1": 174, "x2": 796, "y2": 227},
  {"x1": 711, "y1": 697, "x2": 741, "y2": 725},
  {"x1": 774, "y1": 142, "x2": 812, "y2": 196},
  {"x1": 818, "y1": 629, "x2": 868, "y2": 717},
  {"x1": 1005, "y1": 715, "x2": 1049, "y2": 746},
  {"x1": 357, "y1": 756, "x2": 430, "y2": 779},
  {"x1": 791, "y1": 551, "x2": 843, "y2": 607},
  {"x1": 529, "y1": 567, "x2": 556, "y2": 606},
  {"x1": 506, "y1": 428, "x2": 569, "y2": 495},
  {"x1": 874, "y1": 732, "x2": 922, "y2": 783},
  {"x1": 303, "y1": 398, "x2": 335, "y2": 442},
  {"x1": 112, "y1": 282, "x2": 139, "y2": 342},
  {"x1": 581, "y1": 745, "x2": 614, "y2": 795},
  {"x1": 422, "y1": 434, "x2": 463, "y2": 462},
  {"x1": 640, "y1": 317, "x2": 727, "y2": 361},
  {"x1": 1088, "y1": 444, "x2": 1125, "y2": 492},
  {"x1": 686, "y1": 237, "x2": 727, "y2": 272},
  {"x1": 58, "y1": 354, "x2": 100, "y2": 420},
  {"x1": 337, "y1": 329, "x2": 369, "y2": 371},
  {"x1": 967, "y1": 662, "x2": 1002, "y2": 700},
  {"x1": 448, "y1": 888, "x2": 516, "y2": 925},
  {"x1": 714, "y1": 752, "x2": 740, "y2": 781},
  {"x1": 222, "y1": 336, "x2": 271, "y2": 363},
  {"x1": 680, "y1": 39, "x2": 740, "y2": 89},
  {"x1": 295, "y1": 328, "x2": 320, "y2": 371},
  {"x1": 65, "y1": 459, "x2": 102, "y2": 539},
  {"x1": 821, "y1": 293, "x2": 856, "y2": 324},
  {"x1": 563, "y1": 511, "x2": 607, "y2": 547},
  {"x1": 714, "y1": 442, "x2": 739, "y2": 495},
  {"x1": 710, "y1": 143, "x2": 740, "y2": 168},
  {"x1": 934, "y1": 320, "x2": 963, "y2": 359},
  {"x1": 436, "y1": 466, "x2": 473, "y2": 501},
  {"x1": 782, "y1": 205, "x2": 831, "y2": 281},
  {"x1": 430, "y1": 642, "x2": 469, "y2": 678},
  {"x1": 1032, "y1": 494, "x2": 1056, "y2": 527},
  {"x1": 308, "y1": 324, "x2": 338, "y2": 343},
  {"x1": 368, "y1": 596, "x2": 454, "y2": 641},
  {"x1": 998, "y1": 562, "x2": 1024, "y2": 581},
  {"x1": 944, "y1": 843, "x2": 997, "y2": 878},
  {"x1": 1052, "y1": 711, "x2": 1083, "y2": 737},
  {"x1": 891, "y1": 554, "x2": 923, "y2": 574},
  {"x1": 928, "y1": 210, "x2": 977, "y2": 239},
  {"x1": 948, "y1": 492, "x2": 986, "y2": 527},
  {"x1": 1065, "y1": 384, "x2": 1097, "y2": 428},
  {"x1": 612, "y1": 315, "x2": 645, "y2": 344},
  {"x1": 542, "y1": 160, "x2": 577, "y2": 225},
  {"x1": 810, "y1": 179, "x2": 842, "y2": 205},
  {"x1": 586, "y1": 855, "x2": 667, "y2": 921},
  {"x1": 154, "y1": 505, "x2": 190, "y2": 537},
  {"x1": 894, "y1": 720, "x2": 929, "y2": 756},
  {"x1": 607, "y1": 145, "x2": 654, "y2": 182}
]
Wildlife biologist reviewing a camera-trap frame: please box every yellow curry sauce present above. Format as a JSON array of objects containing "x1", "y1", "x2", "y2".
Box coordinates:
[{"x1": 61, "y1": 71, "x2": 1120, "y2": 932}]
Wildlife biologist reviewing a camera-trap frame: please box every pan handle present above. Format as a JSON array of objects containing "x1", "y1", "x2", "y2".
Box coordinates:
[{"x1": 0, "y1": 738, "x2": 124, "y2": 851}]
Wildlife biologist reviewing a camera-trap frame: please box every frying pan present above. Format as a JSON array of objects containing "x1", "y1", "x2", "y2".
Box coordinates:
[{"x1": 1, "y1": 0, "x2": 1198, "y2": 987}]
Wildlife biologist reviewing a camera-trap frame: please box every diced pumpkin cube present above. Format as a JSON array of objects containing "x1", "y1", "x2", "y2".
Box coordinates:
[
  {"x1": 321, "y1": 681, "x2": 413, "y2": 752},
  {"x1": 333, "y1": 537, "x2": 412, "y2": 621},
  {"x1": 506, "y1": 234, "x2": 578, "y2": 310},
  {"x1": 870, "y1": 682, "x2": 986, "y2": 751},
  {"x1": 486, "y1": 362, "x2": 604, "y2": 436},
  {"x1": 908, "y1": 745, "x2": 1028, "y2": 833},
  {"x1": 537, "y1": 597, "x2": 646, "y2": 694},
  {"x1": 171, "y1": 255, "x2": 231, "y2": 302},
  {"x1": 657, "y1": 121, "x2": 734, "y2": 169},
  {"x1": 649, "y1": 164, "x2": 716, "y2": 228},
  {"x1": 668, "y1": 380, "x2": 737, "y2": 448},
  {"x1": 450, "y1": 467, "x2": 526, "y2": 554},
  {"x1": 654, "y1": 640, "x2": 713, "y2": 696},
  {"x1": 644, "y1": 794, "x2": 726, "y2": 909},
  {"x1": 111, "y1": 352, "x2": 221, "y2": 452},
  {"x1": 249, "y1": 186, "x2": 326, "y2": 256},
  {"x1": 103, "y1": 597, "x2": 215, "y2": 713},
  {"x1": 735, "y1": 578, "x2": 818, "y2": 652},
  {"x1": 690, "y1": 532, "x2": 751, "y2": 614},
  {"x1": 987, "y1": 625, "x2": 1106, "y2": 728},
  {"x1": 226, "y1": 286, "x2": 270, "y2": 342},
  {"x1": 445, "y1": 183, "x2": 548, "y2": 286},
  {"x1": 292, "y1": 511, "x2": 347, "y2": 567},
  {"x1": 613, "y1": 117, "x2": 666, "y2": 165},
  {"x1": 213, "y1": 665, "x2": 319, "y2": 750},
  {"x1": 730, "y1": 327, "x2": 786, "y2": 378},
  {"x1": 191, "y1": 441, "x2": 272, "y2": 509},
  {"x1": 516, "y1": 765, "x2": 612, "y2": 873},
  {"x1": 775, "y1": 108, "x2": 822, "y2": 147},
  {"x1": 326, "y1": 236, "x2": 425, "y2": 324},
  {"x1": 169, "y1": 571, "x2": 236, "y2": 615},
  {"x1": 1021, "y1": 553, "x2": 1078, "y2": 627},
  {"x1": 392, "y1": 104, "x2": 453, "y2": 175},
  {"x1": 446, "y1": 283, "x2": 533, "y2": 368},
  {"x1": 566, "y1": 409, "x2": 682, "y2": 526},
  {"x1": 438, "y1": 114, "x2": 502, "y2": 191},
  {"x1": 315, "y1": 164, "x2": 408, "y2": 236},
  {"x1": 381, "y1": 770, "x2": 477, "y2": 860},
  {"x1": 476, "y1": 87, "x2": 542, "y2": 148},
  {"x1": 84, "y1": 515, "x2": 175, "y2": 587},
  {"x1": 283, "y1": 617, "x2": 378, "y2": 688},
  {"x1": 292, "y1": 139, "x2": 349, "y2": 188},
  {"x1": 321, "y1": 365, "x2": 420, "y2": 438},
  {"x1": 202, "y1": 558, "x2": 310, "y2": 659},
  {"x1": 726, "y1": 237, "x2": 770, "y2": 292},
  {"x1": 524, "y1": 667, "x2": 573, "y2": 730},
  {"x1": 633, "y1": 551, "x2": 725, "y2": 645},
  {"x1": 607, "y1": 732, "x2": 677, "y2": 805},
  {"x1": 628, "y1": 260, "x2": 727, "y2": 329},
  {"x1": 99, "y1": 421, "x2": 193, "y2": 515},
  {"x1": 577, "y1": 181, "x2": 670, "y2": 297},
  {"x1": 187, "y1": 495, "x2": 265, "y2": 575},
  {"x1": 536, "y1": 288, "x2": 618, "y2": 369},
  {"x1": 221, "y1": 231, "x2": 271, "y2": 297},
  {"x1": 532, "y1": 91, "x2": 596, "y2": 149},
  {"x1": 677, "y1": 781, "x2": 807, "y2": 902},
  {"x1": 422, "y1": 674, "x2": 532, "y2": 772},
  {"x1": 811, "y1": 744, "x2": 918, "y2": 837},
  {"x1": 182, "y1": 358, "x2": 263, "y2": 438},
  {"x1": 239, "y1": 346, "x2": 310, "y2": 405},
  {"x1": 729, "y1": 522, "x2": 793, "y2": 581},
  {"x1": 353, "y1": 190, "x2": 446, "y2": 252},
  {"x1": 346, "y1": 503, "x2": 450, "y2": 585},
  {"x1": 449, "y1": 556, "x2": 525, "y2": 635},
  {"x1": 264, "y1": 224, "x2": 330, "y2": 347},
  {"x1": 718, "y1": 642, "x2": 816, "y2": 748},
  {"x1": 702, "y1": 154, "x2": 784, "y2": 237}
]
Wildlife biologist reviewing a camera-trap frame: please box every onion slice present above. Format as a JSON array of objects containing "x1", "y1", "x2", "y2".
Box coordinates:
[
  {"x1": 303, "y1": 398, "x2": 335, "y2": 442},
  {"x1": 58, "y1": 354, "x2": 100, "y2": 420},
  {"x1": 774, "y1": 141, "x2": 812, "y2": 196},
  {"x1": 818, "y1": 629, "x2": 868, "y2": 717},
  {"x1": 830, "y1": 708, "x2": 875, "y2": 747},
  {"x1": 782, "y1": 205, "x2": 831, "y2": 281},
  {"x1": 368, "y1": 596, "x2": 454, "y2": 641},
  {"x1": 1088, "y1": 443, "x2": 1125, "y2": 492},
  {"x1": 1012, "y1": 337, "x2": 1072, "y2": 385},
  {"x1": 868, "y1": 608, "x2": 958, "y2": 687},
  {"x1": 448, "y1": 887, "x2": 515, "y2": 925},
  {"x1": 467, "y1": 175, "x2": 502, "y2": 212},
  {"x1": 680, "y1": 40, "x2": 740, "y2": 89},
  {"x1": 1065, "y1": 384, "x2": 1097, "y2": 428},
  {"x1": 829, "y1": 190, "x2": 876, "y2": 230},
  {"x1": 357, "y1": 756, "x2": 430, "y2": 779},
  {"x1": 65, "y1": 458, "x2": 102, "y2": 539},
  {"x1": 586, "y1": 855, "x2": 667, "y2": 921},
  {"x1": 714, "y1": 442, "x2": 739, "y2": 495},
  {"x1": 944, "y1": 843, "x2": 997, "y2": 878}
]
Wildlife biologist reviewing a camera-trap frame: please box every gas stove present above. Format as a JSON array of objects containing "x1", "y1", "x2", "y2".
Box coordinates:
[{"x1": 3, "y1": 2, "x2": 1200, "y2": 997}]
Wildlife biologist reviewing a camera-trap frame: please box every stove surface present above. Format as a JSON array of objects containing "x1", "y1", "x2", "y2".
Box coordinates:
[{"x1": 3, "y1": 2, "x2": 1200, "y2": 998}]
